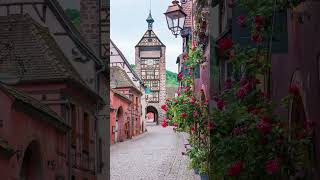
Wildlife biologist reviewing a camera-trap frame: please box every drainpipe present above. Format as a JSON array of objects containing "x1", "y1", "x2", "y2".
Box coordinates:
[{"x1": 94, "y1": 62, "x2": 106, "y2": 179}]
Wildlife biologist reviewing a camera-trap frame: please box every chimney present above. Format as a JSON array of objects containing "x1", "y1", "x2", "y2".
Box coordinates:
[{"x1": 80, "y1": 0, "x2": 100, "y2": 56}]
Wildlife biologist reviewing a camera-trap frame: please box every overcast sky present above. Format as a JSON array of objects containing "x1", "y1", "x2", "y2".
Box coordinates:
[{"x1": 110, "y1": 0, "x2": 182, "y2": 73}]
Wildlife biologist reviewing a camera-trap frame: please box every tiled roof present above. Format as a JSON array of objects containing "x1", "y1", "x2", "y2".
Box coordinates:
[
  {"x1": 110, "y1": 40, "x2": 143, "y2": 84},
  {"x1": 110, "y1": 66, "x2": 142, "y2": 94},
  {"x1": 111, "y1": 89, "x2": 132, "y2": 102},
  {"x1": 0, "y1": 83, "x2": 69, "y2": 131},
  {"x1": 136, "y1": 30, "x2": 165, "y2": 47},
  {"x1": 181, "y1": 0, "x2": 193, "y2": 28},
  {"x1": 0, "y1": 14, "x2": 86, "y2": 85}
]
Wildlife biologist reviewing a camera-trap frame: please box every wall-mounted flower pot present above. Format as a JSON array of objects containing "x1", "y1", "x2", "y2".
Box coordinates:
[{"x1": 200, "y1": 173, "x2": 209, "y2": 180}]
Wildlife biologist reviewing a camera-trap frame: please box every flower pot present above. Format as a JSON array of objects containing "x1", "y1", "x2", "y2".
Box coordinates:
[
  {"x1": 193, "y1": 168, "x2": 199, "y2": 175},
  {"x1": 200, "y1": 173, "x2": 209, "y2": 180}
]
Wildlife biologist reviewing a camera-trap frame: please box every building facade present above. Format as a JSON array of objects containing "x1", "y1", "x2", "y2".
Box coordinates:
[
  {"x1": 110, "y1": 40, "x2": 146, "y2": 133},
  {"x1": 110, "y1": 89, "x2": 131, "y2": 144},
  {"x1": 205, "y1": 0, "x2": 320, "y2": 177},
  {"x1": 0, "y1": 0, "x2": 109, "y2": 179},
  {"x1": 110, "y1": 66, "x2": 143, "y2": 141},
  {"x1": 135, "y1": 12, "x2": 166, "y2": 124}
]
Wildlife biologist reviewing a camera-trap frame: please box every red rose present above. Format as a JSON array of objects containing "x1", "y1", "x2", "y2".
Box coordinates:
[
  {"x1": 256, "y1": 117, "x2": 272, "y2": 134},
  {"x1": 227, "y1": 161, "x2": 243, "y2": 176},
  {"x1": 189, "y1": 66, "x2": 193, "y2": 71},
  {"x1": 173, "y1": 123, "x2": 178, "y2": 127},
  {"x1": 184, "y1": 86, "x2": 190, "y2": 93},
  {"x1": 265, "y1": 159, "x2": 279, "y2": 175},
  {"x1": 218, "y1": 38, "x2": 233, "y2": 50},
  {"x1": 237, "y1": 15, "x2": 246, "y2": 26},
  {"x1": 161, "y1": 104, "x2": 168, "y2": 111},
  {"x1": 289, "y1": 84, "x2": 299, "y2": 95},
  {"x1": 240, "y1": 78, "x2": 248, "y2": 86},
  {"x1": 251, "y1": 32, "x2": 262, "y2": 43},
  {"x1": 208, "y1": 122, "x2": 215, "y2": 130},
  {"x1": 205, "y1": 99, "x2": 209, "y2": 105},
  {"x1": 236, "y1": 88, "x2": 246, "y2": 98},
  {"x1": 244, "y1": 83, "x2": 252, "y2": 92},
  {"x1": 217, "y1": 99, "x2": 225, "y2": 110},
  {"x1": 193, "y1": 111, "x2": 198, "y2": 118},
  {"x1": 161, "y1": 119, "x2": 168, "y2": 128},
  {"x1": 254, "y1": 16, "x2": 264, "y2": 27},
  {"x1": 189, "y1": 98, "x2": 196, "y2": 105},
  {"x1": 177, "y1": 72, "x2": 183, "y2": 80},
  {"x1": 190, "y1": 125, "x2": 196, "y2": 132},
  {"x1": 233, "y1": 127, "x2": 242, "y2": 135},
  {"x1": 183, "y1": 53, "x2": 189, "y2": 60},
  {"x1": 181, "y1": 113, "x2": 187, "y2": 119}
]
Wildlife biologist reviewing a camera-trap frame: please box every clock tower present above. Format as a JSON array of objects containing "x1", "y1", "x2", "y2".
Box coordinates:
[{"x1": 135, "y1": 11, "x2": 166, "y2": 124}]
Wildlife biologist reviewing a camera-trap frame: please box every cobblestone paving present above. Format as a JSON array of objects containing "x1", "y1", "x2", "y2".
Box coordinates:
[{"x1": 110, "y1": 124, "x2": 200, "y2": 180}]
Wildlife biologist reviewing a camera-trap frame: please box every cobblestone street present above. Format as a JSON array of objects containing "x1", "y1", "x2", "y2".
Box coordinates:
[{"x1": 110, "y1": 124, "x2": 200, "y2": 180}]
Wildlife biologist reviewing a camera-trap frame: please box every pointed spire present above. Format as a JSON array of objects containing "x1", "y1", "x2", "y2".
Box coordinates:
[{"x1": 146, "y1": 0, "x2": 154, "y2": 30}]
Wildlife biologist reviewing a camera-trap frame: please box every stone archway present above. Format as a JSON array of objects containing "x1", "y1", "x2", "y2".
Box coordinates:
[
  {"x1": 116, "y1": 107, "x2": 124, "y2": 143},
  {"x1": 146, "y1": 106, "x2": 159, "y2": 125},
  {"x1": 20, "y1": 141, "x2": 43, "y2": 180}
]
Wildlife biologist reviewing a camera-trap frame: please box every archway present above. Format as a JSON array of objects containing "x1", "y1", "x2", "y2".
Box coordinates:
[
  {"x1": 290, "y1": 92, "x2": 315, "y2": 178},
  {"x1": 115, "y1": 107, "x2": 123, "y2": 143},
  {"x1": 20, "y1": 141, "x2": 43, "y2": 180},
  {"x1": 146, "y1": 106, "x2": 159, "y2": 125}
]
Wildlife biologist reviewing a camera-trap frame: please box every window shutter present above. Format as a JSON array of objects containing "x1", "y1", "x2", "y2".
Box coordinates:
[
  {"x1": 210, "y1": 36, "x2": 220, "y2": 93},
  {"x1": 194, "y1": 64, "x2": 200, "y2": 79},
  {"x1": 271, "y1": 11, "x2": 288, "y2": 53},
  {"x1": 232, "y1": 6, "x2": 252, "y2": 46}
]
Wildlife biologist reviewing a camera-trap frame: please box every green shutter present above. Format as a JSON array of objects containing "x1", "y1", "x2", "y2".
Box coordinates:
[
  {"x1": 232, "y1": 6, "x2": 252, "y2": 46},
  {"x1": 194, "y1": 64, "x2": 200, "y2": 79},
  {"x1": 210, "y1": 36, "x2": 220, "y2": 92},
  {"x1": 271, "y1": 11, "x2": 288, "y2": 53}
]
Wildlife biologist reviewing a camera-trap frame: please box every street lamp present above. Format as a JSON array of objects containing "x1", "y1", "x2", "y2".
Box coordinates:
[{"x1": 164, "y1": 0, "x2": 187, "y2": 38}]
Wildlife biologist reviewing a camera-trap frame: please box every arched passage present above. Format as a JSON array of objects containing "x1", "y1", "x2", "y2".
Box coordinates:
[
  {"x1": 115, "y1": 107, "x2": 123, "y2": 143},
  {"x1": 146, "y1": 106, "x2": 159, "y2": 125},
  {"x1": 20, "y1": 141, "x2": 43, "y2": 180},
  {"x1": 290, "y1": 93, "x2": 316, "y2": 178}
]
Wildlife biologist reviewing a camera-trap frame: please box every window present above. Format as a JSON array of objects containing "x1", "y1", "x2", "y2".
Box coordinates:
[
  {"x1": 71, "y1": 104, "x2": 77, "y2": 146},
  {"x1": 141, "y1": 69, "x2": 160, "y2": 79},
  {"x1": 146, "y1": 91, "x2": 159, "y2": 103},
  {"x1": 83, "y1": 113, "x2": 90, "y2": 152}
]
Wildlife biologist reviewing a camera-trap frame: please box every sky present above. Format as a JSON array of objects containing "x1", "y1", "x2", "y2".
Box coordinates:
[{"x1": 110, "y1": 0, "x2": 182, "y2": 73}]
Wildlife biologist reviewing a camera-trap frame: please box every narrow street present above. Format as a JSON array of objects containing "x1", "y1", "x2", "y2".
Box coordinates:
[{"x1": 110, "y1": 124, "x2": 199, "y2": 180}]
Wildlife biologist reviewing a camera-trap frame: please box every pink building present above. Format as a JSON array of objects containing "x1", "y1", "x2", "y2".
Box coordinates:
[
  {"x1": 0, "y1": 83, "x2": 69, "y2": 180},
  {"x1": 0, "y1": 2, "x2": 107, "y2": 178},
  {"x1": 110, "y1": 89, "x2": 131, "y2": 144},
  {"x1": 110, "y1": 66, "x2": 143, "y2": 142}
]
